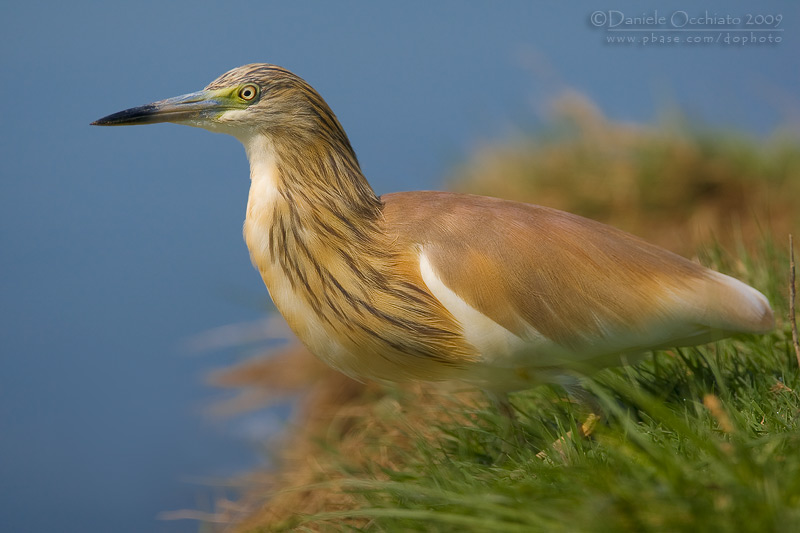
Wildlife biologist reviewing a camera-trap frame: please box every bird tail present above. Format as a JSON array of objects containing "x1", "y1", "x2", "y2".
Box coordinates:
[{"x1": 686, "y1": 271, "x2": 774, "y2": 335}]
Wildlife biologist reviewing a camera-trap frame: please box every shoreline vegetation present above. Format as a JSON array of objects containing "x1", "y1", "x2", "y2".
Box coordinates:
[{"x1": 205, "y1": 94, "x2": 799, "y2": 532}]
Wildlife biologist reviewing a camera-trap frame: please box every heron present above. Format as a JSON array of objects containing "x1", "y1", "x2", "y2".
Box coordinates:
[{"x1": 92, "y1": 63, "x2": 773, "y2": 398}]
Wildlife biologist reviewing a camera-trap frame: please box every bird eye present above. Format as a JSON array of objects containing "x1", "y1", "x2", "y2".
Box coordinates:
[{"x1": 239, "y1": 85, "x2": 258, "y2": 101}]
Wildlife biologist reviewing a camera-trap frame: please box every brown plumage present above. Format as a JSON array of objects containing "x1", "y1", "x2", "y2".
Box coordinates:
[{"x1": 92, "y1": 63, "x2": 774, "y2": 392}]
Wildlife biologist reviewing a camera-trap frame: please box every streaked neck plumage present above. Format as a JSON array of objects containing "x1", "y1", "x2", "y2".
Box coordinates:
[
  {"x1": 241, "y1": 127, "x2": 472, "y2": 381},
  {"x1": 242, "y1": 129, "x2": 384, "y2": 317}
]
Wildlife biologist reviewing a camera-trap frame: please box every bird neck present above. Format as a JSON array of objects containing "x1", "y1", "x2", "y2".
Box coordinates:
[
  {"x1": 242, "y1": 132, "x2": 388, "y2": 300},
  {"x1": 242, "y1": 132, "x2": 474, "y2": 379},
  {"x1": 273, "y1": 134, "x2": 383, "y2": 223}
]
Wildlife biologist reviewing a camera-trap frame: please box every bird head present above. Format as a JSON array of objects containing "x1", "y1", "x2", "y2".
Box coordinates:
[{"x1": 92, "y1": 64, "x2": 345, "y2": 146}]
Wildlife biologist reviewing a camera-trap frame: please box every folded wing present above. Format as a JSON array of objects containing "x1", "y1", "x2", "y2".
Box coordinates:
[{"x1": 383, "y1": 191, "x2": 773, "y2": 375}]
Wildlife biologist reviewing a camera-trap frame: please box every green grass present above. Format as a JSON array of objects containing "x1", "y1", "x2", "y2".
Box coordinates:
[{"x1": 296, "y1": 242, "x2": 800, "y2": 533}]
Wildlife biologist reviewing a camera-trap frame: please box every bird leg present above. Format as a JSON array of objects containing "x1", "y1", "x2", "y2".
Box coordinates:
[
  {"x1": 536, "y1": 412, "x2": 600, "y2": 462},
  {"x1": 536, "y1": 381, "x2": 602, "y2": 462},
  {"x1": 484, "y1": 390, "x2": 527, "y2": 453},
  {"x1": 486, "y1": 390, "x2": 517, "y2": 419},
  {"x1": 485, "y1": 386, "x2": 600, "y2": 460}
]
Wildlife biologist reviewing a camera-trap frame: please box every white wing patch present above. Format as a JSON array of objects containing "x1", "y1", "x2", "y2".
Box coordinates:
[
  {"x1": 418, "y1": 250, "x2": 695, "y2": 371},
  {"x1": 418, "y1": 251, "x2": 531, "y2": 364}
]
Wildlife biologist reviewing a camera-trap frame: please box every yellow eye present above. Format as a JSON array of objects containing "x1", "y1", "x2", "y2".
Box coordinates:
[{"x1": 239, "y1": 84, "x2": 258, "y2": 101}]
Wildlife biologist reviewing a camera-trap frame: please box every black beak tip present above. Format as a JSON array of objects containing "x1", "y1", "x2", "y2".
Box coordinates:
[
  {"x1": 90, "y1": 105, "x2": 158, "y2": 127},
  {"x1": 90, "y1": 113, "x2": 120, "y2": 126},
  {"x1": 91, "y1": 111, "x2": 129, "y2": 126}
]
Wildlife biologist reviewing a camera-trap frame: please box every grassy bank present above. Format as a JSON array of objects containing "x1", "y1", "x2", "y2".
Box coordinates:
[
  {"x1": 223, "y1": 242, "x2": 798, "y2": 532},
  {"x1": 212, "y1": 97, "x2": 800, "y2": 532}
]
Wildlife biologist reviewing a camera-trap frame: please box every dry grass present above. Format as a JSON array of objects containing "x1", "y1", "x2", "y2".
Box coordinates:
[
  {"x1": 210, "y1": 347, "x2": 484, "y2": 531},
  {"x1": 450, "y1": 92, "x2": 800, "y2": 253}
]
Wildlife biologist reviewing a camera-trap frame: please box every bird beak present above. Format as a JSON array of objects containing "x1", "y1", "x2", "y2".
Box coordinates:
[{"x1": 91, "y1": 89, "x2": 229, "y2": 127}]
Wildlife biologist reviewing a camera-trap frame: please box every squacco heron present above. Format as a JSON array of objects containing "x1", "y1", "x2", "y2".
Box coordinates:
[{"x1": 93, "y1": 64, "x2": 773, "y2": 394}]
